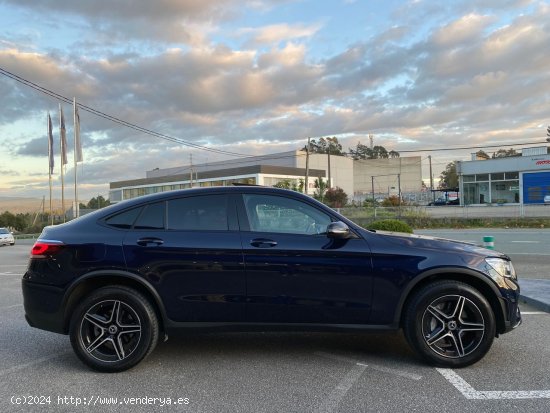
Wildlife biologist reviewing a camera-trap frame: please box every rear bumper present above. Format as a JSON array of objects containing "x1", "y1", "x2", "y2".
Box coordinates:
[{"x1": 22, "y1": 278, "x2": 67, "y2": 334}]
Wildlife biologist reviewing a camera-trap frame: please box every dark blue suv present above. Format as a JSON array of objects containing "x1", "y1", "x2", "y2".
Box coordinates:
[{"x1": 22, "y1": 186, "x2": 521, "y2": 372}]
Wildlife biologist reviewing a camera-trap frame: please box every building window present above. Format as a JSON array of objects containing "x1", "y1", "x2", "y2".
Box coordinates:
[
  {"x1": 463, "y1": 175, "x2": 520, "y2": 205},
  {"x1": 505, "y1": 172, "x2": 519, "y2": 179},
  {"x1": 463, "y1": 175, "x2": 475, "y2": 182}
]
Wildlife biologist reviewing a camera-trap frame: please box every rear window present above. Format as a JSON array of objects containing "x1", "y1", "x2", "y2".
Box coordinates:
[
  {"x1": 167, "y1": 195, "x2": 228, "y2": 231},
  {"x1": 134, "y1": 202, "x2": 165, "y2": 230},
  {"x1": 104, "y1": 207, "x2": 142, "y2": 229}
]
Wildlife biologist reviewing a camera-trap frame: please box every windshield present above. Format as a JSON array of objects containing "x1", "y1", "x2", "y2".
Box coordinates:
[{"x1": 0, "y1": 228, "x2": 9, "y2": 234}]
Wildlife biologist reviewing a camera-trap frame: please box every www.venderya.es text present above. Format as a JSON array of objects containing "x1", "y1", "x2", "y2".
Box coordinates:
[{"x1": 11, "y1": 395, "x2": 190, "y2": 407}]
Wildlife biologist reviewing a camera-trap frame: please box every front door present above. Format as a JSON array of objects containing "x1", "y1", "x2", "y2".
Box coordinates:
[{"x1": 239, "y1": 193, "x2": 373, "y2": 324}]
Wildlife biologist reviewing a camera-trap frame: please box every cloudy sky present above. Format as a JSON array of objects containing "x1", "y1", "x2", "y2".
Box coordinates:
[{"x1": 1, "y1": 0, "x2": 549, "y2": 201}]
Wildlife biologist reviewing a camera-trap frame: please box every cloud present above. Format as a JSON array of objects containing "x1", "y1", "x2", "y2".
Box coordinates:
[
  {"x1": 239, "y1": 22, "x2": 322, "y2": 46},
  {"x1": 2, "y1": 1, "x2": 550, "y2": 200},
  {"x1": 433, "y1": 13, "x2": 495, "y2": 46}
]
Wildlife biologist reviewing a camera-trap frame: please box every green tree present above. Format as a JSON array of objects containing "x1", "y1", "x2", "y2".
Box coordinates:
[
  {"x1": 439, "y1": 162, "x2": 458, "y2": 189},
  {"x1": 86, "y1": 196, "x2": 110, "y2": 209},
  {"x1": 305, "y1": 137, "x2": 344, "y2": 155},
  {"x1": 348, "y1": 143, "x2": 398, "y2": 160},
  {"x1": 313, "y1": 177, "x2": 328, "y2": 202},
  {"x1": 0, "y1": 211, "x2": 29, "y2": 232},
  {"x1": 492, "y1": 148, "x2": 519, "y2": 158},
  {"x1": 273, "y1": 179, "x2": 292, "y2": 189},
  {"x1": 324, "y1": 187, "x2": 348, "y2": 208},
  {"x1": 273, "y1": 179, "x2": 304, "y2": 192},
  {"x1": 475, "y1": 150, "x2": 490, "y2": 159}
]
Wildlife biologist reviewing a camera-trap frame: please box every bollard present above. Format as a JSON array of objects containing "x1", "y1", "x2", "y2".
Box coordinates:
[{"x1": 483, "y1": 236, "x2": 494, "y2": 250}]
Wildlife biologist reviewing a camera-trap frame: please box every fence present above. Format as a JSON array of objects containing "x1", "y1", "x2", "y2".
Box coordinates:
[{"x1": 335, "y1": 204, "x2": 550, "y2": 223}]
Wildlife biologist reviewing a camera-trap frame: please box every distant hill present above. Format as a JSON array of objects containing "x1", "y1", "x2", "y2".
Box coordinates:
[{"x1": 0, "y1": 197, "x2": 65, "y2": 214}]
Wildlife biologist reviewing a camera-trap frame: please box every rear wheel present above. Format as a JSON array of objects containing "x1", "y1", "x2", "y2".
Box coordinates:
[
  {"x1": 69, "y1": 286, "x2": 159, "y2": 372},
  {"x1": 403, "y1": 281, "x2": 496, "y2": 367}
]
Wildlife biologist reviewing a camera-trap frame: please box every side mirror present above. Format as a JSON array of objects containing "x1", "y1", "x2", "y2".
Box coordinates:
[{"x1": 326, "y1": 221, "x2": 350, "y2": 239}]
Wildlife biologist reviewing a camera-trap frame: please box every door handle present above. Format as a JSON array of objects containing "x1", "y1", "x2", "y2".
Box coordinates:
[
  {"x1": 250, "y1": 238, "x2": 277, "y2": 248},
  {"x1": 136, "y1": 237, "x2": 164, "y2": 246}
]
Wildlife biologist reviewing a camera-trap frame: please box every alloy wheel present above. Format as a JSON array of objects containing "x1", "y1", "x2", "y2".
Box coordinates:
[
  {"x1": 79, "y1": 300, "x2": 142, "y2": 363},
  {"x1": 421, "y1": 294, "x2": 485, "y2": 359}
]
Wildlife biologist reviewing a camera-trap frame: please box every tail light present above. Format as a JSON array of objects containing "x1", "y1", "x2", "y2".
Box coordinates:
[{"x1": 31, "y1": 240, "x2": 65, "y2": 257}]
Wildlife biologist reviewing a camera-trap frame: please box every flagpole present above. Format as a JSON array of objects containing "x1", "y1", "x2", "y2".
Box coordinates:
[
  {"x1": 73, "y1": 97, "x2": 79, "y2": 218},
  {"x1": 47, "y1": 113, "x2": 53, "y2": 225},
  {"x1": 59, "y1": 104, "x2": 66, "y2": 222}
]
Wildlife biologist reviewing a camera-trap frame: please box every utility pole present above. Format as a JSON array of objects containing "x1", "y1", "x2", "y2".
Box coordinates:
[
  {"x1": 304, "y1": 137, "x2": 310, "y2": 194},
  {"x1": 189, "y1": 154, "x2": 193, "y2": 188},
  {"x1": 429, "y1": 155, "x2": 434, "y2": 203},
  {"x1": 327, "y1": 143, "x2": 331, "y2": 189},
  {"x1": 397, "y1": 173, "x2": 402, "y2": 218},
  {"x1": 371, "y1": 176, "x2": 375, "y2": 205}
]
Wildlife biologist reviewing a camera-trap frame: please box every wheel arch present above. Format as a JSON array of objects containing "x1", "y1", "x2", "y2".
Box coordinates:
[
  {"x1": 61, "y1": 270, "x2": 167, "y2": 335},
  {"x1": 395, "y1": 268, "x2": 507, "y2": 335}
]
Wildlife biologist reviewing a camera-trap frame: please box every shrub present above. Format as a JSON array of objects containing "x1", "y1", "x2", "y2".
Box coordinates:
[
  {"x1": 381, "y1": 195, "x2": 407, "y2": 207},
  {"x1": 367, "y1": 219, "x2": 413, "y2": 233},
  {"x1": 324, "y1": 186, "x2": 348, "y2": 208}
]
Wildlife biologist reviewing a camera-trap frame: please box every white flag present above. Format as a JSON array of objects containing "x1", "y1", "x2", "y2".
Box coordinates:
[{"x1": 48, "y1": 113, "x2": 54, "y2": 174}]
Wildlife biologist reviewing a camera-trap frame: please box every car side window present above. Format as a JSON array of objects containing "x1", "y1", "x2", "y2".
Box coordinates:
[
  {"x1": 167, "y1": 195, "x2": 229, "y2": 231},
  {"x1": 243, "y1": 194, "x2": 331, "y2": 235},
  {"x1": 134, "y1": 202, "x2": 165, "y2": 230},
  {"x1": 104, "y1": 207, "x2": 142, "y2": 229}
]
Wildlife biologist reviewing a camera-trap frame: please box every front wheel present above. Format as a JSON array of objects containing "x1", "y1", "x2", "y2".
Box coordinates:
[
  {"x1": 69, "y1": 286, "x2": 159, "y2": 372},
  {"x1": 403, "y1": 281, "x2": 496, "y2": 367}
]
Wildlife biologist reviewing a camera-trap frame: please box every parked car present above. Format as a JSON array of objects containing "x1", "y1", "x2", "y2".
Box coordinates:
[
  {"x1": 428, "y1": 198, "x2": 447, "y2": 206},
  {"x1": 23, "y1": 186, "x2": 521, "y2": 372},
  {"x1": 428, "y1": 198, "x2": 460, "y2": 206},
  {"x1": 0, "y1": 227, "x2": 15, "y2": 246},
  {"x1": 544, "y1": 195, "x2": 550, "y2": 204}
]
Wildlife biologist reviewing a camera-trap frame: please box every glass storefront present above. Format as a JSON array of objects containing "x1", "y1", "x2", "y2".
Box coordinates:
[{"x1": 462, "y1": 172, "x2": 519, "y2": 205}]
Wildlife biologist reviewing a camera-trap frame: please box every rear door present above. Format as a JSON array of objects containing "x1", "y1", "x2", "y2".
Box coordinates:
[{"x1": 122, "y1": 194, "x2": 246, "y2": 322}]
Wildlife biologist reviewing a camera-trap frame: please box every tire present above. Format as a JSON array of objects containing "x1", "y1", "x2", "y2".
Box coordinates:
[
  {"x1": 403, "y1": 280, "x2": 496, "y2": 368},
  {"x1": 69, "y1": 286, "x2": 159, "y2": 372}
]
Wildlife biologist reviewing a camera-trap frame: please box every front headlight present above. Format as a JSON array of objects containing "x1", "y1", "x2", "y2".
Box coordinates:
[{"x1": 485, "y1": 258, "x2": 516, "y2": 280}]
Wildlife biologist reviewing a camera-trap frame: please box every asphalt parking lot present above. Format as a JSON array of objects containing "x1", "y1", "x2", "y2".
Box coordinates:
[{"x1": 1, "y1": 237, "x2": 549, "y2": 413}]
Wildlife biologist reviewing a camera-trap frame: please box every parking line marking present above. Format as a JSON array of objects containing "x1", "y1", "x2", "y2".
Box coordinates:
[
  {"x1": 511, "y1": 241, "x2": 539, "y2": 243},
  {"x1": 0, "y1": 351, "x2": 72, "y2": 378},
  {"x1": 314, "y1": 363, "x2": 367, "y2": 413},
  {"x1": 314, "y1": 351, "x2": 422, "y2": 381},
  {"x1": 507, "y1": 253, "x2": 550, "y2": 256},
  {"x1": 436, "y1": 368, "x2": 550, "y2": 399},
  {"x1": 521, "y1": 312, "x2": 547, "y2": 315}
]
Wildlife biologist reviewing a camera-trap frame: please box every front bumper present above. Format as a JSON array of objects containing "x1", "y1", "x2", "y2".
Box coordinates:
[{"x1": 498, "y1": 278, "x2": 522, "y2": 334}]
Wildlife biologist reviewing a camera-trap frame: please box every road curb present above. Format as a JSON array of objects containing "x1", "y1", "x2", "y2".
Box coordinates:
[
  {"x1": 519, "y1": 279, "x2": 550, "y2": 313},
  {"x1": 519, "y1": 295, "x2": 550, "y2": 313}
]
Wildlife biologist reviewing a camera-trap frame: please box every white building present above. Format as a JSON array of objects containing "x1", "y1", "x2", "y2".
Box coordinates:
[
  {"x1": 457, "y1": 146, "x2": 550, "y2": 205},
  {"x1": 109, "y1": 150, "x2": 423, "y2": 203}
]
